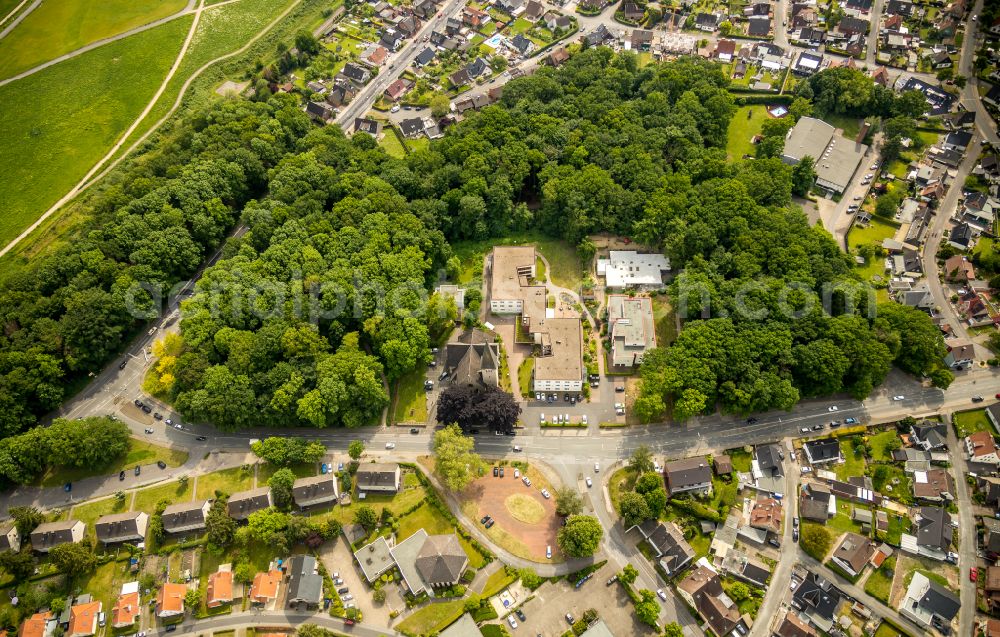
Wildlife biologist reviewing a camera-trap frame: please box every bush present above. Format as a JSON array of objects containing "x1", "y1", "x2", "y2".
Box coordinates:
[{"x1": 800, "y1": 523, "x2": 833, "y2": 561}]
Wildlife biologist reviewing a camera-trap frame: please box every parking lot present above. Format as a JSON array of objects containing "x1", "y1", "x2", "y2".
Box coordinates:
[
  {"x1": 319, "y1": 536, "x2": 396, "y2": 627},
  {"x1": 505, "y1": 562, "x2": 659, "y2": 636}
]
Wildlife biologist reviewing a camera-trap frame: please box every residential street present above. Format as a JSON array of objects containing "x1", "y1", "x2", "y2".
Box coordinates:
[{"x1": 947, "y1": 414, "x2": 977, "y2": 637}]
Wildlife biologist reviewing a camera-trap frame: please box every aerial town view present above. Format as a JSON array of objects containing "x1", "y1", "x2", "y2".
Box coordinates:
[{"x1": 4, "y1": 0, "x2": 1000, "y2": 634}]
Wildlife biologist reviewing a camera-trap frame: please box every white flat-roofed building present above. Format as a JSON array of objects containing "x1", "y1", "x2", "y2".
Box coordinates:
[
  {"x1": 607, "y1": 295, "x2": 656, "y2": 367},
  {"x1": 782, "y1": 116, "x2": 868, "y2": 194},
  {"x1": 597, "y1": 251, "x2": 670, "y2": 289},
  {"x1": 489, "y1": 246, "x2": 543, "y2": 315}
]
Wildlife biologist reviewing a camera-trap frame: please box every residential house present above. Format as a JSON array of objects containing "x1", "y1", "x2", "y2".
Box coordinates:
[
  {"x1": 249, "y1": 570, "x2": 282, "y2": 606},
  {"x1": 944, "y1": 339, "x2": 975, "y2": 369},
  {"x1": 414, "y1": 47, "x2": 436, "y2": 66},
  {"x1": 942, "y1": 130, "x2": 972, "y2": 151},
  {"x1": 962, "y1": 192, "x2": 998, "y2": 232},
  {"x1": 545, "y1": 12, "x2": 573, "y2": 31},
  {"x1": 207, "y1": 566, "x2": 234, "y2": 608},
  {"x1": 510, "y1": 33, "x2": 532, "y2": 55},
  {"x1": 443, "y1": 330, "x2": 500, "y2": 389},
  {"x1": 95, "y1": 512, "x2": 148, "y2": 545},
  {"x1": 354, "y1": 536, "x2": 396, "y2": 582},
  {"x1": 886, "y1": 0, "x2": 913, "y2": 16},
  {"x1": 987, "y1": 406, "x2": 1000, "y2": 441},
  {"x1": 714, "y1": 39, "x2": 737, "y2": 62},
  {"x1": 986, "y1": 566, "x2": 1000, "y2": 613},
  {"x1": 161, "y1": 500, "x2": 210, "y2": 535},
  {"x1": 524, "y1": 0, "x2": 544, "y2": 20},
  {"x1": 930, "y1": 50, "x2": 953, "y2": 69},
  {"x1": 948, "y1": 222, "x2": 974, "y2": 251},
  {"x1": 628, "y1": 519, "x2": 695, "y2": 576},
  {"x1": 357, "y1": 462, "x2": 401, "y2": 492},
  {"x1": 773, "y1": 612, "x2": 818, "y2": 637},
  {"x1": 749, "y1": 496, "x2": 782, "y2": 535},
  {"x1": 400, "y1": 117, "x2": 426, "y2": 138},
  {"x1": 831, "y1": 533, "x2": 875, "y2": 577},
  {"x1": 584, "y1": 22, "x2": 611, "y2": 45},
  {"x1": 720, "y1": 549, "x2": 771, "y2": 588},
  {"x1": 305, "y1": 101, "x2": 334, "y2": 123},
  {"x1": 694, "y1": 12, "x2": 721, "y2": 31},
  {"x1": 803, "y1": 439, "x2": 841, "y2": 465},
  {"x1": 0, "y1": 521, "x2": 20, "y2": 553},
  {"x1": 943, "y1": 255, "x2": 976, "y2": 282},
  {"x1": 228, "y1": 487, "x2": 273, "y2": 521},
  {"x1": 844, "y1": 0, "x2": 872, "y2": 15},
  {"x1": 326, "y1": 82, "x2": 357, "y2": 108},
  {"x1": 462, "y1": 5, "x2": 489, "y2": 27},
  {"x1": 664, "y1": 457, "x2": 713, "y2": 496},
  {"x1": 547, "y1": 47, "x2": 570, "y2": 66},
  {"x1": 621, "y1": 1, "x2": 644, "y2": 21},
  {"x1": 899, "y1": 572, "x2": 959, "y2": 633},
  {"x1": 825, "y1": 477, "x2": 875, "y2": 506},
  {"x1": 397, "y1": 15, "x2": 421, "y2": 37},
  {"x1": 339, "y1": 62, "x2": 372, "y2": 86},
  {"x1": 383, "y1": 78, "x2": 411, "y2": 101},
  {"x1": 978, "y1": 477, "x2": 1000, "y2": 506},
  {"x1": 354, "y1": 118, "x2": 383, "y2": 137},
  {"x1": 677, "y1": 566, "x2": 750, "y2": 637},
  {"x1": 380, "y1": 29, "x2": 403, "y2": 50},
  {"x1": 156, "y1": 583, "x2": 186, "y2": 618},
  {"x1": 391, "y1": 530, "x2": 469, "y2": 595},
  {"x1": 67, "y1": 601, "x2": 101, "y2": 637},
  {"x1": 837, "y1": 15, "x2": 869, "y2": 35},
  {"x1": 30, "y1": 520, "x2": 85, "y2": 553},
  {"x1": 911, "y1": 468, "x2": 955, "y2": 503},
  {"x1": 791, "y1": 572, "x2": 847, "y2": 633},
  {"x1": 606, "y1": 295, "x2": 656, "y2": 367},
  {"x1": 286, "y1": 555, "x2": 323, "y2": 608},
  {"x1": 752, "y1": 443, "x2": 785, "y2": 495},
  {"x1": 413, "y1": 0, "x2": 435, "y2": 18},
  {"x1": 630, "y1": 29, "x2": 653, "y2": 51},
  {"x1": 911, "y1": 420, "x2": 948, "y2": 451},
  {"x1": 985, "y1": 84, "x2": 1000, "y2": 108},
  {"x1": 747, "y1": 16, "x2": 771, "y2": 36},
  {"x1": 800, "y1": 483, "x2": 834, "y2": 522},
  {"x1": 967, "y1": 431, "x2": 1000, "y2": 465},
  {"x1": 111, "y1": 583, "x2": 140, "y2": 629},
  {"x1": 714, "y1": 455, "x2": 733, "y2": 475}
]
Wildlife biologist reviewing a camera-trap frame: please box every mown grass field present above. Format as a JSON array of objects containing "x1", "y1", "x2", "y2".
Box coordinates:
[
  {"x1": 37, "y1": 438, "x2": 188, "y2": 487},
  {"x1": 0, "y1": 16, "x2": 190, "y2": 248},
  {"x1": 0, "y1": 0, "x2": 188, "y2": 79},
  {"x1": 726, "y1": 105, "x2": 768, "y2": 160}
]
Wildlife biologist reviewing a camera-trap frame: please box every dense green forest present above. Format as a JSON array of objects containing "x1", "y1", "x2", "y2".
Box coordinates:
[{"x1": 0, "y1": 50, "x2": 949, "y2": 451}]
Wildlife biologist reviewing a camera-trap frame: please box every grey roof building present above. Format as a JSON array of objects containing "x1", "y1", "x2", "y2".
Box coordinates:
[
  {"x1": 286, "y1": 554, "x2": 323, "y2": 607},
  {"x1": 355, "y1": 536, "x2": 396, "y2": 582},
  {"x1": 0, "y1": 521, "x2": 20, "y2": 553},
  {"x1": 292, "y1": 475, "x2": 339, "y2": 508},
  {"x1": 781, "y1": 117, "x2": 867, "y2": 194},
  {"x1": 410, "y1": 533, "x2": 469, "y2": 591},
  {"x1": 443, "y1": 330, "x2": 500, "y2": 387},
  {"x1": 31, "y1": 520, "x2": 85, "y2": 552},
  {"x1": 628, "y1": 519, "x2": 695, "y2": 576},
  {"x1": 95, "y1": 512, "x2": 149, "y2": 545},
  {"x1": 439, "y1": 614, "x2": 483, "y2": 637},
  {"x1": 900, "y1": 571, "x2": 959, "y2": 632},
  {"x1": 803, "y1": 439, "x2": 841, "y2": 464},
  {"x1": 607, "y1": 295, "x2": 656, "y2": 367},
  {"x1": 664, "y1": 457, "x2": 713, "y2": 496},
  {"x1": 161, "y1": 500, "x2": 211, "y2": 534},
  {"x1": 227, "y1": 487, "x2": 273, "y2": 521},
  {"x1": 357, "y1": 463, "x2": 401, "y2": 492},
  {"x1": 915, "y1": 506, "x2": 952, "y2": 552}
]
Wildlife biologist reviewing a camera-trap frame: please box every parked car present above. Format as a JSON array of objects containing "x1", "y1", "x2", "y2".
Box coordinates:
[
  {"x1": 385, "y1": 442, "x2": 395, "y2": 449},
  {"x1": 800, "y1": 466, "x2": 812, "y2": 474},
  {"x1": 144, "y1": 428, "x2": 154, "y2": 434},
  {"x1": 493, "y1": 466, "x2": 499, "y2": 477},
  {"x1": 565, "y1": 613, "x2": 575, "y2": 625},
  {"x1": 119, "y1": 471, "x2": 126, "y2": 481},
  {"x1": 973, "y1": 395, "x2": 985, "y2": 402},
  {"x1": 844, "y1": 418, "x2": 858, "y2": 424},
  {"x1": 971, "y1": 567, "x2": 979, "y2": 582},
  {"x1": 522, "y1": 476, "x2": 531, "y2": 486},
  {"x1": 541, "y1": 489, "x2": 551, "y2": 499},
  {"x1": 119, "y1": 359, "x2": 128, "y2": 370},
  {"x1": 594, "y1": 462, "x2": 600, "y2": 473},
  {"x1": 196, "y1": 436, "x2": 207, "y2": 441},
  {"x1": 321, "y1": 463, "x2": 328, "y2": 474},
  {"x1": 410, "y1": 427, "x2": 419, "y2": 434},
  {"x1": 141, "y1": 404, "x2": 152, "y2": 414},
  {"x1": 342, "y1": 594, "x2": 353, "y2": 601},
  {"x1": 481, "y1": 515, "x2": 491, "y2": 524},
  {"x1": 157, "y1": 461, "x2": 167, "y2": 469},
  {"x1": 507, "y1": 616, "x2": 518, "y2": 630},
  {"x1": 485, "y1": 519, "x2": 495, "y2": 529},
  {"x1": 607, "y1": 575, "x2": 618, "y2": 586},
  {"x1": 513, "y1": 445, "x2": 522, "y2": 452},
  {"x1": 768, "y1": 538, "x2": 781, "y2": 548},
  {"x1": 585, "y1": 477, "x2": 592, "y2": 487},
  {"x1": 656, "y1": 589, "x2": 667, "y2": 601},
  {"x1": 812, "y1": 423, "x2": 823, "y2": 431},
  {"x1": 64, "y1": 482, "x2": 72, "y2": 492},
  {"x1": 515, "y1": 609, "x2": 526, "y2": 622},
  {"x1": 500, "y1": 467, "x2": 505, "y2": 477},
  {"x1": 546, "y1": 545, "x2": 552, "y2": 559},
  {"x1": 800, "y1": 427, "x2": 810, "y2": 433},
  {"x1": 153, "y1": 413, "x2": 163, "y2": 420},
  {"x1": 337, "y1": 587, "x2": 349, "y2": 595}
]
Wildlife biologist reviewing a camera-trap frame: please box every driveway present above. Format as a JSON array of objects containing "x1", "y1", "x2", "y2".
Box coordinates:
[
  {"x1": 508, "y1": 561, "x2": 659, "y2": 636},
  {"x1": 318, "y1": 536, "x2": 394, "y2": 627}
]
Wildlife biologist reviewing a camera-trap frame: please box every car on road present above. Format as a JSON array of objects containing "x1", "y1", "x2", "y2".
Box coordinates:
[
  {"x1": 196, "y1": 436, "x2": 207, "y2": 441},
  {"x1": 892, "y1": 395, "x2": 905, "y2": 401},
  {"x1": 119, "y1": 471, "x2": 126, "y2": 481},
  {"x1": 507, "y1": 616, "x2": 518, "y2": 630},
  {"x1": 493, "y1": 466, "x2": 499, "y2": 477},
  {"x1": 385, "y1": 442, "x2": 396, "y2": 449},
  {"x1": 828, "y1": 405, "x2": 838, "y2": 412},
  {"x1": 321, "y1": 463, "x2": 328, "y2": 474},
  {"x1": 793, "y1": 528, "x2": 799, "y2": 542},
  {"x1": 64, "y1": 482, "x2": 72, "y2": 492},
  {"x1": 800, "y1": 427, "x2": 810, "y2": 433},
  {"x1": 812, "y1": 423, "x2": 823, "y2": 431},
  {"x1": 157, "y1": 461, "x2": 167, "y2": 469},
  {"x1": 342, "y1": 594, "x2": 353, "y2": 601},
  {"x1": 656, "y1": 589, "x2": 667, "y2": 601},
  {"x1": 135, "y1": 466, "x2": 141, "y2": 476},
  {"x1": 973, "y1": 395, "x2": 985, "y2": 402},
  {"x1": 565, "y1": 613, "x2": 575, "y2": 625},
  {"x1": 594, "y1": 462, "x2": 600, "y2": 473},
  {"x1": 439, "y1": 370, "x2": 449, "y2": 381},
  {"x1": 607, "y1": 575, "x2": 618, "y2": 585},
  {"x1": 844, "y1": 418, "x2": 858, "y2": 424},
  {"x1": 173, "y1": 423, "x2": 181, "y2": 430},
  {"x1": 513, "y1": 445, "x2": 522, "y2": 452},
  {"x1": 144, "y1": 428, "x2": 154, "y2": 434},
  {"x1": 165, "y1": 419, "x2": 173, "y2": 426},
  {"x1": 585, "y1": 477, "x2": 592, "y2": 487},
  {"x1": 971, "y1": 567, "x2": 979, "y2": 582},
  {"x1": 410, "y1": 427, "x2": 419, "y2": 434},
  {"x1": 746, "y1": 417, "x2": 758, "y2": 424},
  {"x1": 119, "y1": 359, "x2": 128, "y2": 370}
]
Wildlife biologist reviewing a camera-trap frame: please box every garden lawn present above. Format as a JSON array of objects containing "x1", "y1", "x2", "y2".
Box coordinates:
[
  {"x1": 510, "y1": 16, "x2": 532, "y2": 33},
  {"x1": 396, "y1": 599, "x2": 466, "y2": 636},
  {"x1": 0, "y1": 0, "x2": 188, "y2": 79},
  {"x1": 397, "y1": 502, "x2": 487, "y2": 567},
  {"x1": 392, "y1": 369, "x2": 428, "y2": 423},
  {"x1": 727, "y1": 105, "x2": 768, "y2": 160},
  {"x1": 827, "y1": 500, "x2": 862, "y2": 535},
  {"x1": 727, "y1": 449, "x2": 752, "y2": 473},
  {"x1": 847, "y1": 217, "x2": 899, "y2": 283},
  {"x1": 608, "y1": 466, "x2": 637, "y2": 513},
  {"x1": 73, "y1": 496, "x2": 129, "y2": 535},
  {"x1": 133, "y1": 479, "x2": 194, "y2": 511},
  {"x1": 864, "y1": 556, "x2": 894, "y2": 604},
  {"x1": 480, "y1": 567, "x2": 517, "y2": 597},
  {"x1": 873, "y1": 624, "x2": 905, "y2": 637},
  {"x1": 379, "y1": 127, "x2": 407, "y2": 158},
  {"x1": 195, "y1": 466, "x2": 254, "y2": 499},
  {"x1": 258, "y1": 462, "x2": 316, "y2": 482},
  {"x1": 518, "y1": 358, "x2": 534, "y2": 397},
  {"x1": 0, "y1": 17, "x2": 191, "y2": 250},
  {"x1": 38, "y1": 438, "x2": 188, "y2": 487},
  {"x1": 824, "y1": 113, "x2": 862, "y2": 140},
  {"x1": 868, "y1": 430, "x2": 900, "y2": 462},
  {"x1": 836, "y1": 439, "x2": 866, "y2": 481},
  {"x1": 871, "y1": 463, "x2": 912, "y2": 505},
  {"x1": 79, "y1": 560, "x2": 125, "y2": 612},
  {"x1": 954, "y1": 408, "x2": 996, "y2": 437},
  {"x1": 651, "y1": 294, "x2": 677, "y2": 346},
  {"x1": 405, "y1": 137, "x2": 429, "y2": 153},
  {"x1": 451, "y1": 231, "x2": 584, "y2": 289}
]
